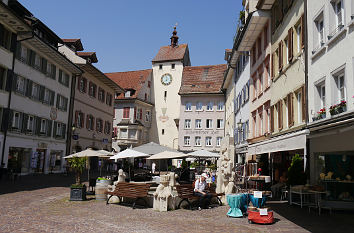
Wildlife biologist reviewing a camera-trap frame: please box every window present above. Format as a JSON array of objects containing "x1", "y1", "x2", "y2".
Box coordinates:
[
  {"x1": 87, "y1": 115, "x2": 95, "y2": 130},
  {"x1": 12, "y1": 112, "x2": 21, "y2": 129},
  {"x1": 252, "y1": 77, "x2": 257, "y2": 100},
  {"x1": 104, "y1": 121, "x2": 111, "y2": 135},
  {"x1": 171, "y1": 64, "x2": 175, "y2": 69},
  {"x1": 216, "y1": 137, "x2": 222, "y2": 147},
  {"x1": 58, "y1": 70, "x2": 70, "y2": 87},
  {"x1": 259, "y1": 73, "x2": 263, "y2": 94},
  {"x1": 284, "y1": 39, "x2": 289, "y2": 65},
  {"x1": 277, "y1": 101, "x2": 283, "y2": 130},
  {"x1": 334, "y1": 0, "x2": 343, "y2": 27},
  {"x1": 40, "y1": 119, "x2": 47, "y2": 134},
  {"x1": 139, "y1": 108, "x2": 143, "y2": 120},
  {"x1": 41, "y1": 57, "x2": 48, "y2": 74},
  {"x1": 184, "y1": 119, "x2": 191, "y2": 129},
  {"x1": 206, "y1": 119, "x2": 213, "y2": 129},
  {"x1": 259, "y1": 111, "x2": 263, "y2": 136},
  {"x1": 148, "y1": 81, "x2": 151, "y2": 88},
  {"x1": 0, "y1": 66, "x2": 6, "y2": 90},
  {"x1": 162, "y1": 129, "x2": 165, "y2": 135},
  {"x1": 164, "y1": 91, "x2": 167, "y2": 100},
  {"x1": 206, "y1": 101, "x2": 213, "y2": 111},
  {"x1": 296, "y1": 23, "x2": 302, "y2": 53},
  {"x1": 123, "y1": 107, "x2": 130, "y2": 119},
  {"x1": 159, "y1": 64, "x2": 163, "y2": 70},
  {"x1": 55, "y1": 122, "x2": 63, "y2": 137},
  {"x1": 128, "y1": 129, "x2": 136, "y2": 139},
  {"x1": 31, "y1": 82, "x2": 40, "y2": 100},
  {"x1": 98, "y1": 88, "x2": 105, "y2": 102},
  {"x1": 217, "y1": 102, "x2": 224, "y2": 111},
  {"x1": 145, "y1": 110, "x2": 150, "y2": 122},
  {"x1": 185, "y1": 102, "x2": 192, "y2": 111},
  {"x1": 96, "y1": 118, "x2": 103, "y2": 133},
  {"x1": 318, "y1": 83, "x2": 326, "y2": 108},
  {"x1": 78, "y1": 76, "x2": 87, "y2": 93},
  {"x1": 335, "y1": 74, "x2": 346, "y2": 102},
  {"x1": 316, "y1": 16, "x2": 324, "y2": 46},
  {"x1": 0, "y1": 25, "x2": 12, "y2": 50},
  {"x1": 16, "y1": 76, "x2": 25, "y2": 94},
  {"x1": 297, "y1": 92, "x2": 302, "y2": 123},
  {"x1": 195, "y1": 119, "x2": 202, "y2": 129},
  {"x1": 56, "y1": 95, "x2": 68, "y2": 111},
  {"x1": 196, "y1": 102, "x2": 203, "y2": 111},
  {"x1": 76, "y1": 111, "x2": 84, "y2": 128},
  {"x1": 184, "y1": 136, "x2": 190, "y2": 146},
  {"x1": 195, "y1": 136, "x2": 201, "y2": 146},
  {"x1": 217, "y1": 119, "x2": 224, "y2": 129},
  {"x1": 48, "y1": 63, "x2": 56, "y2": 79},
  {"x1": 106, "y1": 93, "x2": 113, "y2": 106},
  {"x1": 120, "y1": 129, "x2": 128, "y2": 139},
  {"x1": 89, "y1": 82, "x2": 97, "y2": 98},
  {"x1": 205, "y1": 137, "x2": 212, "y2": 146}
]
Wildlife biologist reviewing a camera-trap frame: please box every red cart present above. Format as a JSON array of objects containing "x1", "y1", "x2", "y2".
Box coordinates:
[{"x1": 247, "y1": 209, "x2": 274, "y2": 224}]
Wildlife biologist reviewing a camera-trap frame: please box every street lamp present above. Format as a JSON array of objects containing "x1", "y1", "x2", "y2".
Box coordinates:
[
  {"x1": 71, "y1": 125, "x2": 76, "y2": 133},
  {"x1": 237, "y1": 119, "x2": 243, "y2": 132}
]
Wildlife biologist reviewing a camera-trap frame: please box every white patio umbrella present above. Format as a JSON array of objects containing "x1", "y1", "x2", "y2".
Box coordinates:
[
  {"x1": 147, "y1": 151, "x2": 187, "y2": 160},
  {"x1": 64, "y1": 148, "x2": 112, "y2": 181},
  {"x1": 187, "y1": 149, "x2": 220, "y2": 158},
  {"x1": 110, "y1": 148, "x2": 148, "y2": 160}
]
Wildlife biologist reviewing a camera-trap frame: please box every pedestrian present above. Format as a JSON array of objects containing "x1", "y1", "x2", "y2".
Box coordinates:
[
  {"x1": 152, "y1": 162, "x2": 156, "y2": 174},
  {"x1": 194, "y1": 173, "x2": 212, "y2": 210}
]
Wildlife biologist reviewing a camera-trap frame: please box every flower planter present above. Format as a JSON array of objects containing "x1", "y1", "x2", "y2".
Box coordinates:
[
  {"x1": 337, "y1": 106, "x2": 346, "y2": 114},
  {"x1": 70, "y1": 185, "x2": 86, "y2": 201}
]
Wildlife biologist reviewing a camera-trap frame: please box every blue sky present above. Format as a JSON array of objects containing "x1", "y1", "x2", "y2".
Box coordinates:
[{"x1": 19, "y1": 0, "x2": 242, "y2": 73}]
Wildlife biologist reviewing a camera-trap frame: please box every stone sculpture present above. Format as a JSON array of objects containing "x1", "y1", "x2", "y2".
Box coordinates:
[
  {"x1": 153, "y1": 173, "x2": 177, "y2": 211},
  {"x1": 107, "y1": 169, "x2": 127, "y2": 204}
]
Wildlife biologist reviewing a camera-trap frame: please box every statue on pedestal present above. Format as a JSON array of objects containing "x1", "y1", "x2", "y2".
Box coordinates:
[
  {"x1": 107, "y1": 169, "x2": 127, "y2": 204},
  {"x1": 153, "y1": 173, "x2": 177, "y2": 211}
]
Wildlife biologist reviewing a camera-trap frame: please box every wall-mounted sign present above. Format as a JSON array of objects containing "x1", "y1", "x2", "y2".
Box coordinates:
[
  {"x1": 102, "y1": 138, "x2": 109, "y2": 144},
  {"x1": 184, "y1": 130, "x2": 221, "y2": 135},
  {"x1": 72, "y1": 134, "x2": 79, "y2": 140}
]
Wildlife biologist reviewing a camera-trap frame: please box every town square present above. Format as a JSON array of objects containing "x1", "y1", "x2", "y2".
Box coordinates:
[{"x1": 0, "y1": 0, "x2": 353, "y2": 232}]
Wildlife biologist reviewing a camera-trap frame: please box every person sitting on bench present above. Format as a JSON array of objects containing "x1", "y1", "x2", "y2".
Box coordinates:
[{"x1": 194, "y1": 173, "x2": 212, "y2": 210}]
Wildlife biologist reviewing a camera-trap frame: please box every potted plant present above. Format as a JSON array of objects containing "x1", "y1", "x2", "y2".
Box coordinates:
[
  {"x1": 329, "y1": 104, "x2": 337, "y2": 115},
  {"x1": 337, "y1": 100, "x2": 347, "y2": 113},
  {"x1": 287, "y1": 154, "x2": 307, "y2": 187},
  {"x1": 68, "y1": 157, "x2": 87, "y2": 201}
]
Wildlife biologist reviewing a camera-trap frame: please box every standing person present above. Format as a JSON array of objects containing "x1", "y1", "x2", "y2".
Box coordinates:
[
  {"x1": 194, "y1": 173, "x2": 212, "y2": 210},
  {"x1": 152, "y1": 162, "x2": 156, "y2": 174}
]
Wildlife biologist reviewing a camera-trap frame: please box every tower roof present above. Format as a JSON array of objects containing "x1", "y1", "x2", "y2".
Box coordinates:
[{"x1": 152, "y1": 44, "x2": 189, "y2": 63}]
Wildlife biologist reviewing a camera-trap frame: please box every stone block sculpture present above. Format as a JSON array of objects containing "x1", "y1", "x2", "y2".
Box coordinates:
[{"x1": 153, "y1": 173, "x2": 177, "y2": 212}]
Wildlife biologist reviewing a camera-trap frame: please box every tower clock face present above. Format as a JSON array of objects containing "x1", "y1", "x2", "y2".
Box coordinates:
[{"x1": 161, "y1": 74, "x2": 172, "y2": 86}]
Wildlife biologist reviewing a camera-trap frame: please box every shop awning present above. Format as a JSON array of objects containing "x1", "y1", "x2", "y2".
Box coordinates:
[{"x1": 247, "y1": 129, "x2": 310, "y2": 156}]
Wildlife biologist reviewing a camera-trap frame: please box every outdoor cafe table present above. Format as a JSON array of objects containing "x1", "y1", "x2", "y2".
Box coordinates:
[{"x1": 226, "y1": 193, "x2": 248, "y2": 217}]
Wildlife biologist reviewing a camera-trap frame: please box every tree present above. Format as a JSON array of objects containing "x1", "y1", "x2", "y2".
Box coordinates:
[
  {"x1": 287, "y1": 154, "x2": 307, "y2": 186},
  {"x1": 67, "y1": 157, "x2": 86, "y2": 185}
]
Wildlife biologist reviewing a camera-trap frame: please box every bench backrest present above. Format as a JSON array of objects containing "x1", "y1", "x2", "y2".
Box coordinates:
[
  {"x1": 176, "y1": 184, "x2": 195, "y2": 198},
  {"x1": 115, "y1": 182, "x2": 151, "y2": 198}
]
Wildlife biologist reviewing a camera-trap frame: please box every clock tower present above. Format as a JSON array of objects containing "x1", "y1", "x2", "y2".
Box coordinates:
[{"x1": 150, "y1": 27, "x2": 191, "y2": 149}]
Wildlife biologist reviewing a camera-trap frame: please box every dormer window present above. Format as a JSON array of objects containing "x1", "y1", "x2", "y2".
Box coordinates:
[{"x1": 125, "y1": 91, "x2": 131, "y2": 97}]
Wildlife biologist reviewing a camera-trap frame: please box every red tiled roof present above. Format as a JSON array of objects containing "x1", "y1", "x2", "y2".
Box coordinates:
[
  {"x1": 179, "y1": 64, "x2": 227, "y2": 95},
  {"x1": 152, "y1": 44, "x2": 188, "y2": 63},
  {"x1": 105, "y1": 69, "x2": 152, "y2": 99},
  {"x1": 76, "y1": 52, "x2": 98, "y2": 63},
  {"x1": 62, "y1": 38, "x2": 84, "y2": 51},
  {"x1": 62, "y1": 39, "x2": 80, "y2": 43}
]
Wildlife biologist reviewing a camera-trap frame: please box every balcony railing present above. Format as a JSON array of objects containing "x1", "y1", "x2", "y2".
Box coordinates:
[{"x1": 327, "y1": 24, "x2": 344, "y2": 40}]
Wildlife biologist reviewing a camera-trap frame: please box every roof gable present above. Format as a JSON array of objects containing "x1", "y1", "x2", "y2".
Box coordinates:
[{"x1": 152, "y1": 44, "x2": 189, "y2": 64}]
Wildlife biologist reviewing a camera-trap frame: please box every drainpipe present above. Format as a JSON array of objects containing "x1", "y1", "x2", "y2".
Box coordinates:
[
  {"x1": 1, "y1": 32, "x2": 34, "y2": 167},
  {"x1": 304, "y1": 0, "x2": 310, "y2": 177},
  {"x1": 65, "y1": 74, "x2": 77, "y2": 156}
]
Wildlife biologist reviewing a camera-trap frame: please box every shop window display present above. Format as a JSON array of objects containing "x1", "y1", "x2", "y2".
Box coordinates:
[
  {"x1": 49, "y1": 150, "x2": 63, "y2": 172},
  {"x1": 8, "y1": 147, "x2": 32, "y2": 173},
  {"x1": 315, "y1": 153, "x2": 354, "y2": 202}
]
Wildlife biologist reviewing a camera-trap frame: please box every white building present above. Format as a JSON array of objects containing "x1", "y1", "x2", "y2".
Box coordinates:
[
  {"x1": 1, "y1": 1, "x2": 82, "y2": 174},
  {"x1": 307, "y1": 0, "x2": 354, "y2": 205},
  {"x1": 149, "y1": 27, "x2": 191, "y2": 149}
]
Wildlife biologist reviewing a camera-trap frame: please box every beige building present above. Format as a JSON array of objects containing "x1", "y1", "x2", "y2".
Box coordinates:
[
  {"x1": 59, "y1": 39, "x2": 124, "y2": 153},
  {"x1": 106, "y1": 69, "x2": 153, "y2": 151},
  {"x1": 149, "y1": 27, "x2": 191, "y2": 149},
  {"x1": 178, "y1": 64, "x2": 226, "y2": 152}
]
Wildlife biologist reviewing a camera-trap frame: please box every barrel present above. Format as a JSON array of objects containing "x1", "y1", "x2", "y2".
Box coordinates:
[{"x1": 95, "y1": 179, "x2": 112, "y2": 201}]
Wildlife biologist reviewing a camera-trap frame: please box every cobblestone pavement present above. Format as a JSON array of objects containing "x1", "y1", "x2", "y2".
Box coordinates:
[{"x1": 0, "y1": 187, "x2": 309, "y2": 233}]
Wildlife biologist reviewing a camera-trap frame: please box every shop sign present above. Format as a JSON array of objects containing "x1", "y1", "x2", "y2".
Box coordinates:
[
  {"x1": 38, "y1": 142, "x2": 48, "y2": 148},
  {"x1": 72, "y1": 134, "x2": 79, "y2": 140},
  {"x1": 184, "y1": 130, "x2": 220, "y2": 135},
  {"x1": 102, "y1": 138, "x2": 109, "y2": 144}
]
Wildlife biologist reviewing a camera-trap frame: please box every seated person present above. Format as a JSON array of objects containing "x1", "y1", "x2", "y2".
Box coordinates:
[
  {"x1": 271, "y1": 171, "x2": 287, "y2": 199},
  {"x1": 194, "y1": 173, "x2": 212, "y2": 210}
]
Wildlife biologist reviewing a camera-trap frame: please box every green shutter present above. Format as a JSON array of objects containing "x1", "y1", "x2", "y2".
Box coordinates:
[
  {"x1": 10, "y1": 33, "x2": 17, "y2": 53},
  {"x1": 51, "y1": 64, "x2": 56, "y2": 79},
  {"x1": 21, "y1": 113, "x2": 28, "y2": 133},
  {"x1": 39, "y1": 86, "x2": 45, "y2": 101},
  {"x1": 34, "y1": 117, "x2": 41, "y2": 135},
  {"x1": 50, "y1": 91, "x2": 55, "y2": 106},
  {"x1": 56, "y1": 94, "x2": 60, "y2": 109},
  {"x1": 53, "y1": 121, "x2": 57, "y2": 138},
  {"x1": 47, "y1": 120, "x2": 52, "y2": 137},
  {"x1": 25, "y1": 79, "x2": 33, "y2": 97},
  {"x1": 62, "y1": 123, "x2": 66, "y2": 139},
  {"x1": 15, "y1": 42, "x2": 21, "y2": 59},
  {"x1": 58, "y1": 69, "x2": 62, "y2": 83}
]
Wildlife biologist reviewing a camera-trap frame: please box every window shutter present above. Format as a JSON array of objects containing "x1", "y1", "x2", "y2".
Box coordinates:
[
  {"x1": 51, "y1": 64, "x2": 56, "y2": 79},
  {"x1": 270, "y1": 105, "x2": 274, "y2": 132},
  {"x1": 39, "y1": 86, "x2": 45, "y2": 101},
  {"x1": 301, "y1": 86, "x2": 306, "y2": 122},
  {"x1": 5, "y1": 69, "x2": 13, "y2": 92},
  {"x1": 287, "y1": 94, "x2": 294, "y2": 127},
  {"x1": 301, "y1": 14, "x2": 305, "y2": 49},
  {"x1": 21, "y1": 113, "x2": 28, "y2": 133},
  {"x1": 288, "y1": 28, "x2": 293, "y2": 61},
  {"x1": 56, "y1": 94, "x2": 60, "y2": 108},
  {"x1": 35, "y1": 116, "x2": 41, "y2": 135},
  {"x1": 30, "y1": 51, "x2": 36, "y2": 67},
  {"x1": 86, "y1": 115, "x2": 90, "y2": 129},
  {"x1": 75, "y1": 111, "x2": 79, "y2": 127},
  {"x1": 15, "y1": 42, "x2": 21, "y2": 59},
  {"x1": 47, "y1": 120, "x2": 52, "y2": 137},
  {"x1": 278, "y1": 101, "x2": 283, "y2": 130},
  {"x1": 92, "y1": 117, "x2": 95, "y2": 130},
  {"x1": 278, "y1": 42, "x2": 283, "y2": 71},
  {"x1": 53, "y1": 121, "x2": 57, "y2": 138},
  {"x1": 62, "y1": 124, "x2": 66, "y2": 139},
  {"x1": 25, "y1": 79, "x2": 32, "y2": 97},
  {"x1": 10, "y1": 33, "x2": 17, "y2": 53},
  {"x1": 96, "y1": 118, "x2": 99, "y2": 131},
  {"x1": 134, "y1": 107, "x2": 137, "y2": 119},
  {"x1": 64, "y1": 97, "x2": 68, "y2": 111}
]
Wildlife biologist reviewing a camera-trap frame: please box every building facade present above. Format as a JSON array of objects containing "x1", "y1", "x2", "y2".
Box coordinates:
[
  {"x1": 106, "y1": 69, "x2": 154, "y2": 151},
  {"x1": 149, "y1": 27, "x2": 191, "y2": 149},
  {"x1": 178, "y1": 64, "x2": 226, "y2": 152},
  {"x1": 1, "y1": 1, "x2": 82, "y2": 174},
  {"x1": 307, "y1": 0, "x2": 354, "y2": 203},
  {"x1": 59, "y1": 40, "x2": 124, "y2": 154}
]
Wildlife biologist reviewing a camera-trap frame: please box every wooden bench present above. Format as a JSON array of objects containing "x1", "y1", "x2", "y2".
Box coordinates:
[
  {"x1": 105, "y1": 182, "x2": 151, "y2": 209},
  {"x1": 176, "y1": 184, "x2": 223, "y2": 209},
  {"x1": 176, "y1": 184, "x2": 199, "y2": 209}
]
